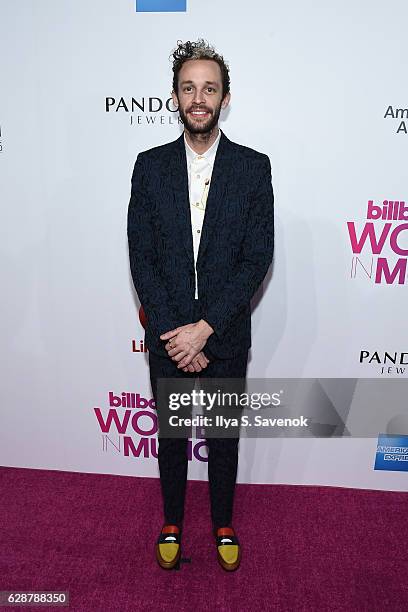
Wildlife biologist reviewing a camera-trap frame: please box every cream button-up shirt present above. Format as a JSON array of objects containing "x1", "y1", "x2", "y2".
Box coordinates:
[{"x1": 184, "y1": 129, "x2": 221, "y2": 299}]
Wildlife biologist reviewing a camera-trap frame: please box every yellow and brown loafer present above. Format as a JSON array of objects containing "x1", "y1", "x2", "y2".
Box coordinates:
[
  {"x1": 215, "y1": 527, "x2": 241, "y2": 571},
  {"x1": 156, "y1": 525, "x2": 181, "y2": 570}
]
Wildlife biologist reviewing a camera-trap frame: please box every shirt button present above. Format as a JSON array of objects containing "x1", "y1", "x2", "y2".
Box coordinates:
[
  {"x1": 196, "y1": 174, "x2": 200, "y2": 179},
  {"x1": 197, "y1": 229, "x2": 201, "y2": 233}
]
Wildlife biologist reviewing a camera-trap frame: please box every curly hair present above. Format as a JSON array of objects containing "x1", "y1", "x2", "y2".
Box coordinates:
[{"x1": 171, "y1": 38, "x2": 230, "y2": 99}]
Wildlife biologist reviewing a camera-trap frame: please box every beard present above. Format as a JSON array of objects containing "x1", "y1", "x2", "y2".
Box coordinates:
[{"x1": 178, "y1": 101, "x2": 222, "y2": 134}]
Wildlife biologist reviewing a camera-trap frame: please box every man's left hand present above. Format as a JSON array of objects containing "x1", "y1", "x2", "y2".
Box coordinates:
[{"x1": 160, "y1": 319, "x2": 214, "y2": 368}]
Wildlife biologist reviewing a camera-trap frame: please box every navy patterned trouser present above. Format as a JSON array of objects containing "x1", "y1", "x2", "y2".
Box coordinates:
[{"x1": 148, "y1": 332, "x2": 248, "y2": 530}]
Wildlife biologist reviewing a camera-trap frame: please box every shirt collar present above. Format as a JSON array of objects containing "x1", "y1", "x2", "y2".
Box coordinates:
[{"x1": 184, "y1": 129, "x2": 221, "y2": 165}]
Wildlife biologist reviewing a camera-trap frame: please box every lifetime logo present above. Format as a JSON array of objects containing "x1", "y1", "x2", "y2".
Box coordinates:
[{"x1": 136, "y1": 0, "x2": 186, "y2": 12}]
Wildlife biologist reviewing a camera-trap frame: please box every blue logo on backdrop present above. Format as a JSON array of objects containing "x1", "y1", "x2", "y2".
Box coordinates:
[
  {"x1": 374, "y1": 434, "x2": 408, "y2": 472},
  {"x1": 136, "y1": 0, "x2": 186, "y2": 12}
]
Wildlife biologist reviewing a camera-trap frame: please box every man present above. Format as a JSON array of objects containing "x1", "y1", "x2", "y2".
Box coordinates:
[{"x1": 127, "y1": 39, "x2": 274, "y2": 571}]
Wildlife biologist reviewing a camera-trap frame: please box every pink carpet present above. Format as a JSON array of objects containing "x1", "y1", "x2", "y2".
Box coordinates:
[{"x1": 0, "y1": 466, "x2": 406, "y2": 611}]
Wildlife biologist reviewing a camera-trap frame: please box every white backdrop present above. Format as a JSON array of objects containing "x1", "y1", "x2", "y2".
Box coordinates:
[{"x1": 1, "y1": 0, "x2": 407, "y2": 491}]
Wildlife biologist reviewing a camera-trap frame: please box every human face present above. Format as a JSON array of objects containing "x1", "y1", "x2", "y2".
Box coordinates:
[{"x1": 172, "y1": 59, "x2": 230, "y2": 134}]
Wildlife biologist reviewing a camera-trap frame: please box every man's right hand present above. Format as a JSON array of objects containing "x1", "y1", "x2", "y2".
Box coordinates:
[{"x1": 181, "y1": 351, "x2": 209, "y2": 373}]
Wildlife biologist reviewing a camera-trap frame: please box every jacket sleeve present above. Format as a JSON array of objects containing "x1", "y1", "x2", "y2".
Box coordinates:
[
  {"x1": 202, "y1": 154, "x2": 274, "y2": 338},
  {"x1": 127, "y1": 153, "x2": 181, "y2": 339}
]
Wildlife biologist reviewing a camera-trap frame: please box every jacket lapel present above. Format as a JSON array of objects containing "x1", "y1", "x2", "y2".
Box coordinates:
[
  {"x1": 168, "y1": 129, "x2": 235, "y2": 267},
  {"x1": 169, "y1": 133, "x2": 194, "y2": 266},
  {"x1": 197, "y1": 130, "x2": 234, "y2": 267}
]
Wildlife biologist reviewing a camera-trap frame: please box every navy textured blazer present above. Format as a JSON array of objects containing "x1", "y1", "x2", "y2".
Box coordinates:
[{"x1": 127, "y1": 129, "x2": 274, "y2": 360}]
